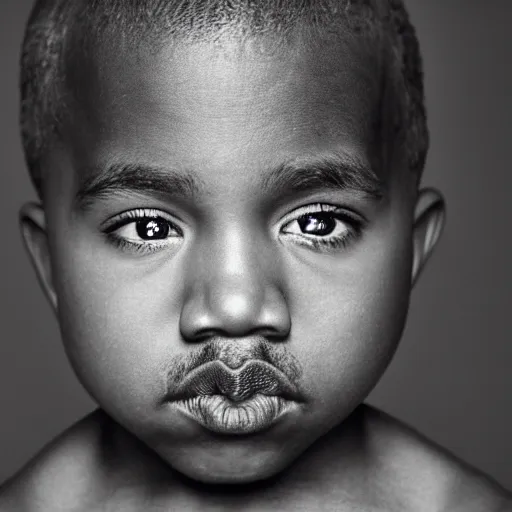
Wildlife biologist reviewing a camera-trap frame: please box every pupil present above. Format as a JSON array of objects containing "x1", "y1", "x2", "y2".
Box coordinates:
[
  {"x1": 298, "y1": 213, "x2": 336, "y2": 236},
  {"x1": 136, "y1": 219, "x2": 170, "y2": 240}
]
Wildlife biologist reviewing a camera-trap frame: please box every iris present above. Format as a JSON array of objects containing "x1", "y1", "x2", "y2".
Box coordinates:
[
  {"x1": 297, "y1": 213, "x2": 336, "y2": 236},
  {"x1": 136, "y1": 218, "x2": 170, "y2": 240}
]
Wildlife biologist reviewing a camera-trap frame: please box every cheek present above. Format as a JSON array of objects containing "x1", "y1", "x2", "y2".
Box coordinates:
[
  {"x1": 51, "y1": 236, "x2": 186, "y2": 416},
  {"x1": 289, "y1": 218, "x2": 413, "y2": 407}
]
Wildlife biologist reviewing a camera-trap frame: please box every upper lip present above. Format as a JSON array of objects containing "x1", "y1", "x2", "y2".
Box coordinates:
[{"x1": 168, "y1": 360, "x2": 302, "y2": 402}]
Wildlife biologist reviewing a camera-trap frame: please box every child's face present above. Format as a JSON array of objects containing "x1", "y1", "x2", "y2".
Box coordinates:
[{"x1": 23, "y1": 35, "x2": 442, "y2": 483}]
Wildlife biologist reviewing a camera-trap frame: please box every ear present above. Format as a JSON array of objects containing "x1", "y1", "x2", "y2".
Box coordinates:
[
  {"x1": 19, "y1": 202, "x2": 58, "y2": 314},
  {"x1": 411, "y1": 188, "x2": 446, "y2": 286}
]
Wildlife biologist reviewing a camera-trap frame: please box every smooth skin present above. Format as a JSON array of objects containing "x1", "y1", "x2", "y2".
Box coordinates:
[{"x1": 2, "y1": 33, "x2": 511, "y2": 511}]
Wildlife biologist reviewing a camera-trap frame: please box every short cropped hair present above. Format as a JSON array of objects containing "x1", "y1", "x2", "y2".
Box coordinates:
[{"x1": 20, "y1": 0, "x2": 428, "y2": 197}]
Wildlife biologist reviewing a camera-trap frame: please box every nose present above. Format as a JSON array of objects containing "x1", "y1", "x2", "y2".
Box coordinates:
[{"x1": 179, "y1": 229, "x2": 291, "y2": 342}]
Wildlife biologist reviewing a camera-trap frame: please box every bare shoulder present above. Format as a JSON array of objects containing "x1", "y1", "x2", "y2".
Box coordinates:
[
  {"x1": 362, "y1": 404, "x2": 512, "y2": 512},
  {"x1": 0, "y1": 410, "x2": 109, "y2": 512}
]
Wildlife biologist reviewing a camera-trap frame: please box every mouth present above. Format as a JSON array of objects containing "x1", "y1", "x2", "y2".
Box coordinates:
[
  {"x1": 174, "y1": 394, "x2": 296, "y2": 435},
  {"x1": 167, "y1": 360, "x2": 302, "y2": 435}
]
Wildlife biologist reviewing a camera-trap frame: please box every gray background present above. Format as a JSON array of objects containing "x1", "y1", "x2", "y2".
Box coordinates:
[{"x1": 1, "y1": 0, "x2": 510, "y2": 490}]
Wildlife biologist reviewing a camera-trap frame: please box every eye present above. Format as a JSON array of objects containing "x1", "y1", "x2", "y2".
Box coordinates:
[
  {"x1": 280, "y1": 203, "x2": 363, "y2": 252},
  {"x1": 102, "y1": 208, "x2": 183, "y2": 254},
  {"x1": 118, "y1": 217, "x2": 174, "y2": 241},
  {"x1": 289, "y1": 212, "x2": 343, "y2": 237}
]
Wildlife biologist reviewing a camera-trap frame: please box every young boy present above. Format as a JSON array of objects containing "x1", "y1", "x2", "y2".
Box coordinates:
[{"x1": 1, "y1": 0, "x2": 511, "y2": 510}]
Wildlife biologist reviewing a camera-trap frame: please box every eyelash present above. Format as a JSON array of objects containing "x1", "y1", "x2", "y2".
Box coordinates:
[
  {"x1": 101, "y1": 204, "x2": 364, "y2": 255},
  {"x1": 279, "y1": 203, "x2": 363, "y2": 253},
  {"x1": 102, "y1": 208, "x2": 183, "y2": 254}
]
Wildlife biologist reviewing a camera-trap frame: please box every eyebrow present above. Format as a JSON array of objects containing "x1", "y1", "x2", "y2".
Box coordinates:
[
  {"x1": 74, "y1": 152, "x2": 384, "y2": 211},
  {"x1": 260, "y1": 152, "x2": 385, "y2": 201},
  {"x1": 74, "y1": 163, "x2": 203, "y2": 211}
]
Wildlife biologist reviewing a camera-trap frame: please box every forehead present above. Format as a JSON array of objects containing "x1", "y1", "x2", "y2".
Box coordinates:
[{"x1": 62, "y1": 33, "x2": 384, "y2": 188}]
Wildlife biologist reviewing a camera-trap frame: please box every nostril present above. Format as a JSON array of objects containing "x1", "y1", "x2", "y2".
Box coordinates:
[{"x1": 245, "y1": 325, "x2": 289, "y2": 341}]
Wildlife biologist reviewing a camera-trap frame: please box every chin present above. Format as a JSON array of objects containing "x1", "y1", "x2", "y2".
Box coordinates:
[
  {"x1": 168, "y1": 443, "x2": 295, "y2": 485},
  {"x1": 180, "y1": 465, "x2": 282, "y2": 485}
]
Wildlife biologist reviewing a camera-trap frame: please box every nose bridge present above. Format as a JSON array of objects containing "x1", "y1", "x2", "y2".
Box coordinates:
[
  {"x1": 180, "y1": 222, "x2": 290, "y2": 340},
  {"x1": 199, "y1": 222, "x2": 271, "y2": 311},
  {"x1": 215, "y1": 223, "x2": 261, "y2": 282}
]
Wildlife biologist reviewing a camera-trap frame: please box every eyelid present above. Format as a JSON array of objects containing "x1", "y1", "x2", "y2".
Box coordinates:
[
  {"x1": 276, "y1": 202, "x2": 363, "y2": 254},
  {"x1": 101, "y1": 208, "x2": 183, "y2": 234},
  {"x1": 278, "y1": 203, "x2": 361, "y2": 229}
]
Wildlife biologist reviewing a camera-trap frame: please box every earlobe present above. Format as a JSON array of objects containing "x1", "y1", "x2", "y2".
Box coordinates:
[
  {"x1": 19, "y1": 202, "x2": 58, "y2": 313},
  {"x1": 411, "y1": 188, "x2": 446, "y2": 286}
]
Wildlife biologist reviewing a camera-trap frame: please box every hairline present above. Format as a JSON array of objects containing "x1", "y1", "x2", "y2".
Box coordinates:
[{"x1": 20, "y1": 1, "x2": 426, "y2": 200}]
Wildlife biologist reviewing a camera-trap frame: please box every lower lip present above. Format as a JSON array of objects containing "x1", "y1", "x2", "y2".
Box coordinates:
[{"x1": 174, "y1": 394, "x2": 295, "y2": 435}]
